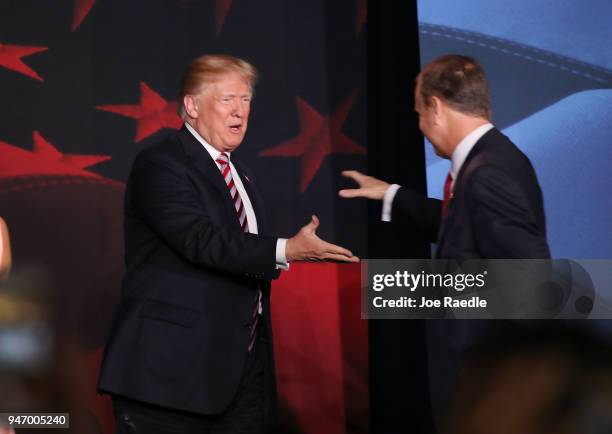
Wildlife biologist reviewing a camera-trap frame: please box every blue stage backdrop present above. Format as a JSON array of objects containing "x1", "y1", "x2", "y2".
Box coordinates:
[{"x1": 418, "y1": 0, "x2": 612, "y2": 259}]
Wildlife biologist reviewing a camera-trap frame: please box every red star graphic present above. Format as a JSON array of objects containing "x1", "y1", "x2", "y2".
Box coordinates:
[
  {"x1": 260, "y1": 90, "x2": 366, "y2": 192},
  {"x1": 72, "y1": 0, "x2": 96, "y2": 31},
  {"x1": 0, "y1": 43, "x2": 48, "y2": 81},
  {"x1": 0, "y1": 131, "x2": 110, "y2": 178},
  {"x1": 96, "y1": 82, "x2": 182, "y2": 143},
  {"x1": 356, "y1": 0, "x2": 367, "y2": 34},
  {"x1": 215, "y1": 0, "x2": 234, "y2": 35}
]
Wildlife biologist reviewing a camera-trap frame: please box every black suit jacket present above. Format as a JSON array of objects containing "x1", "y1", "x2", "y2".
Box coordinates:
[
  {"x1": 98, "y1": 126, "x2": 280, "y2": 416},
  {"x1": 391, "y1": 127, "x2": 551, "y2": 420},
  {"x1": 392, "y1": 127, "x2": 550, "y2": 260}
]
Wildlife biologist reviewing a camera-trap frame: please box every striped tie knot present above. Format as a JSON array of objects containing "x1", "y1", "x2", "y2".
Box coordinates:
[{"x1": 216, "y1": 152, "x2": 229, "y2": 166}]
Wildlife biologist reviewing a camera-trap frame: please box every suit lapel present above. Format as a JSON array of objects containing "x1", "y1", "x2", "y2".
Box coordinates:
[{"x1": 177, "y1": 126, "x2": 242, "y2": 230}]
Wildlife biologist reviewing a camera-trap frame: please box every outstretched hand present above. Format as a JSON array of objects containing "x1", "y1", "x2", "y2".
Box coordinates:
[
  {"x1": 286, "y1": 215, "x2": 359, "y2": 263},
  {"x1": 338, "y1": 170, "x2": 390, "y2": 200}
]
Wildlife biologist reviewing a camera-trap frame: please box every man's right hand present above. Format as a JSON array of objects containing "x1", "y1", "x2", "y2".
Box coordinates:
[
  {"x1": 286, "y1": 215, "x2": 359, "y2": 263},
  {"x1": 338, "y1": 170, "x2": 390, "y2": 200}
]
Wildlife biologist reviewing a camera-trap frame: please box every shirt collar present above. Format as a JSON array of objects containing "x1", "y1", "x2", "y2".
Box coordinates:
[
  {"x1": 184, "y1": 122, "x2": 230, "y2": 164},
  {"x1": 450, "y1": 122, "x2": 494, "y2": 180}
]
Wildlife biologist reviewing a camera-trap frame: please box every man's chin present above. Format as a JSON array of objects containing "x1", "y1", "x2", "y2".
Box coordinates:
[
  {"x1": 432, "y1": 146, "x2": 449, "y2": 159},
  {"x1": 225, "y1": 140, "x2": 244, "y2": 152}
]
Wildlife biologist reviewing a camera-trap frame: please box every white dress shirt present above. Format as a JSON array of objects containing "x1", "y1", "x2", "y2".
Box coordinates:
[
  {"x1": 382, "y1": 123, "x2": 494, "y2": 222},
  {"x1": 185, "y1": 123, "x2": 289, "y2": 269}
]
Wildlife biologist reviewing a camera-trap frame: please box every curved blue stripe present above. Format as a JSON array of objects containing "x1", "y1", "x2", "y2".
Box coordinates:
[{"x1": 417, "y1": 0, "x2": 612, "y2": 70}]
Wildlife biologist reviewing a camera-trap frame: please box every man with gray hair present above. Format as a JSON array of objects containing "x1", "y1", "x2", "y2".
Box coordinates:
[
  {"x1": 98, "y1": 54, "x2": 357, "y2": 433},
  {"x1": 340, "y1": 54, "x2": 550, "y2": 423}
]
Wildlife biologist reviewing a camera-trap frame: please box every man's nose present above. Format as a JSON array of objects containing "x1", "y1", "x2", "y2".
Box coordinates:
[{"x1": 232, "y1": 100, "x2": 243, "y2": 117}]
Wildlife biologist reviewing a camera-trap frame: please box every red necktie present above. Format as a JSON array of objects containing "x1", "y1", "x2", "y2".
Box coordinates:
[
  {"x1": 441, "y1": 172, "x2": 453, "y2": 217},
  {"x1": 247, "y1": 291, "x2": 262, "y2": 352},
  {"x1": 216, "y1": 152, "x2": 259, "y2": 351},
  {"x1": 216, "y1": 152, "x2": 249, "y2": 232}
]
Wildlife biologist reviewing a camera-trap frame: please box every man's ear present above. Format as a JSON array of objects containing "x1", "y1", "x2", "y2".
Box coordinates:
[
  {"x1": 183, "y1": 95, "x2": 199, "y2": 118},
  {"x1": 430, "y1": 96, "x2": 443, "y2": 125}
]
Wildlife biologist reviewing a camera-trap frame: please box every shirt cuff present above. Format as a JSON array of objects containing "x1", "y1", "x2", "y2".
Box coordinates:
[
  {"x1": 275, "y1": 238, "x2": 289, "y2": 270},
  {"x1": 381, "y1": 184, "x2": 401, "y2": 222}
]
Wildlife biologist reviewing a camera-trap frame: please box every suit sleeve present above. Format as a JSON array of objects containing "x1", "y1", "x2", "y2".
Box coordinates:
[
  {"x1": 467, "y1": 166, "x2": 550, "y2": 259},
  {"x1": 130, "y1": 152, "x2": 279, "y2": 279},
  {"x1": 391, "y1": 187, "x2": 442, "y2": 242}
]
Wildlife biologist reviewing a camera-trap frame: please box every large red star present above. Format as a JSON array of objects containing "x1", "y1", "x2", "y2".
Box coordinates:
[
  {"x1": 215, "y1": 0, "x2": 234, "y2": 35},
  {"x1": 0, "y1": 43, "x2": 48, "y2": 82},
  {"x1": 260, "y1": 91, "x2": 366, "y2": 192},
  {"x1": 72, "y1": 0, "x2": 96, "y2": 31},
  {"x1": 0, "y1": 131, "x2": 110, "y2": 178},
  {"x1": 96, "y1": 82, "x2": 182, "y2": 143}
]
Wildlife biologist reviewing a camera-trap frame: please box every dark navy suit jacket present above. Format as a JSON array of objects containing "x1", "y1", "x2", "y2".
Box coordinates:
[
  {"x1": 391, "y1": 127, "x2": 550, "y2": 420},
  {"x1": 98, "y1": 126, "x2": 279, "y2": 417}
]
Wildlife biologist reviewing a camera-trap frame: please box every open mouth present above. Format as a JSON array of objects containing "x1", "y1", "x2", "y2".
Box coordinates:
[{"x1": 229, "y1": 124, "x2": 242, "y2": 133}]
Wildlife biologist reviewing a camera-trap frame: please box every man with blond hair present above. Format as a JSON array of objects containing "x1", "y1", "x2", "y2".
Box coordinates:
[{"x1": 98, "y1": 54, "x2": 357, "y2": 433}]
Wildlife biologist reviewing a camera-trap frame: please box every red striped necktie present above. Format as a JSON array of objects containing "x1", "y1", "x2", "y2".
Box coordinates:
[
  {"x1": 441, "y1": 172, "x2": 453, "y2": 217},
  {"x1": 248, "y1": 291, "x2": 262, "y2": 352},
  {"x1": 216, "y1": 152, "x2": 249, "y2": 232},
  {"x1": 216, "y1": 152, "x2": 260, "y2": 352}
]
